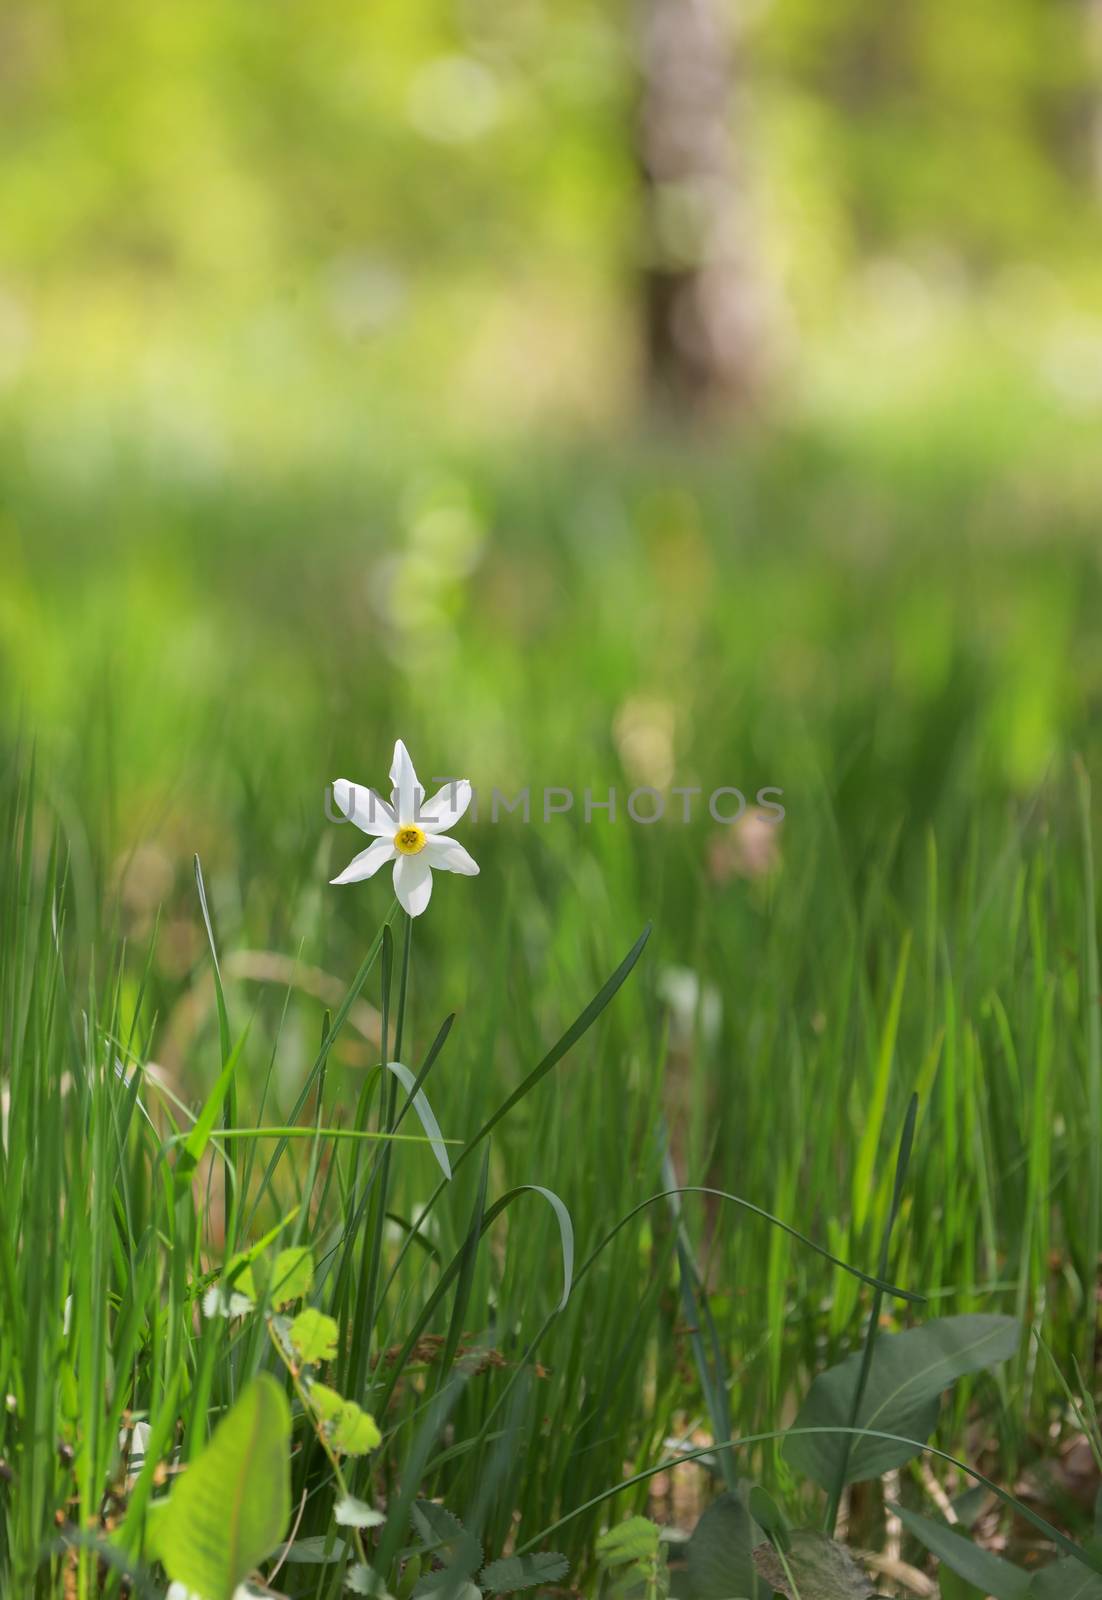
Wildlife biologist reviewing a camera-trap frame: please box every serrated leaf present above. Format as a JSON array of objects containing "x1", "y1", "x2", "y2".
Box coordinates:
[
  {"x1": 596, "y1": 1516, "x2": 661, "y2": 1567},
  {"x1": 332, "y1": 1401, "x2": 382, "y2": 1455},
  {"x1": 479, "y1": 1552, "x2": 570, "y2": 1594},
  {"x1": 413, "y1": 1581, "x2": 482, "y2": 1600},
  {"x1": 336, "y1": 1494, "x2": 385, "y2": 1529},
  {"x1": 411, "y1": 1500, "x2": 481, "y2": 1573},
  {"x1": 271, "y1": 1246, "x2": 314, "y2": 1305},
  {"x1": 683, "y1": 1494, "x2": 767, "y2": 1600},
  {"x1": 753, "y1": 1531, "x2": 873, "y2": 1599},
  {"x1": 152, "y1": 1374, "x2": 291, "y2": 1600},
  {"x1": 308, "y1": 1380, "x2": 345, "y2": 1420},
  {"x1": 290, "y1": 1308, "x2": 339, "y2": 1364},
  {"x1": 895, "y1": 1504, "x2": 1029, "y2": 1600},
  {"x1": 785, "y1": 1316, "x2": 1020, "y2": 1490}
]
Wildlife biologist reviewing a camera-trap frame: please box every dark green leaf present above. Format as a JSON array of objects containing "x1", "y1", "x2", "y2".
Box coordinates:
[
  {"x1": 479, "y1": 1551, "x2": 570, "y2": 1594},
  {"x1": 895, "y1": 1504, "x2": 1029, "y2": 1600},
  {"x1": 1028, "y1": 1557, "x2": 1102, "y2": 1598},
  {"x1": 785, "y1": 1315, "x2": 1020, "y2": 1489},
  {"x1": 683, "y1": 1493, "x2": 767, "y2": 1600}
]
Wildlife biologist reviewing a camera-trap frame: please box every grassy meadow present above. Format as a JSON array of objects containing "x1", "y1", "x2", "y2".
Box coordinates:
[
  {"x1": 4, "y1": 0, "x2": 1102, "y2": 1589},
  {"x1": 2, "y1": 403, "x2": 1102, "y2": 1595}
]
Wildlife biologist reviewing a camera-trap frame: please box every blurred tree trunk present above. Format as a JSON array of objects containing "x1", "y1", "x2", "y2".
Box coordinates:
[
  {"x1": 635, "y1": 0, "x2": 773, "y2": 415},
  {"x1": 1087, "y1": 0, "x2": 1102, "y2": 197}
]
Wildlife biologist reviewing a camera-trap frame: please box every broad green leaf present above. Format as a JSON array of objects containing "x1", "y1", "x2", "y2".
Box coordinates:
[
  {"x1": 270, "y1": 1246, "x2": 314, "y2": 1304},
  {"x1": 336, "y1": 1494, "x2": 385, "y2": 1529},
  {"x1": 596, "y1": 1517, "x2": 661, "y2": 1567},
  {"x1": 308, "y1": 1380, "x2": 345, "y2": 1419},
  {"x1": 753, "y1": 1531, "x2": 873, "y2": 1599},
  {"x1": 290, "y1": 1308, "x2": 340, "y2": 1364},
  {"x1": 332, "y1": 1401, "x2": 381, "y2": 1455},
  {"x1": 479, "y1": 1551, "x2": 570, "y2": 1593},
  {"x1": 785, "y1": 1315, "x2": 1020, "y2": 1489},
  {"x1": 895, "y1": 1504, "x2": 1029, "y2": 1600},
  {"x1": 1029, "y1": 1557, "x2": 1102, "y2": 1598},
  {"x1": 153, "y1": 1374, "x2": 291, "y2": 1600},
  {"x1": 683, "y1": 1494, "x2": 767, "y2": 1600}
]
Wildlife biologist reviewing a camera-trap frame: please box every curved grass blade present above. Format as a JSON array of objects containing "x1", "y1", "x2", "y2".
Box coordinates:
[
  {"x1": 586, "y1": 1186, "x2": 921, "y2": 1303},
  {"x1": 480, "y1": 1185, "x2": 575, "y2": 1313},
  {"x1": 386, "y1": 1059, "x2": 452, "y2": 1180}
]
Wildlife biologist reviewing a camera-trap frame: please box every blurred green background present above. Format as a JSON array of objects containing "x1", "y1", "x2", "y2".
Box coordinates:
[
  {"x1": 4, "y1": 0, "x2": 1102, "y2": 821},
  {"x1": 4, "y1": 0, "x2": 1102, "y2": 1554}
]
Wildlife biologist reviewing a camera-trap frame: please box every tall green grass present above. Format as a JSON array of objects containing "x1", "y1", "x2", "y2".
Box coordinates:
[{"x1": 1, "y1": 431, "x2": 1101, "y2": 1591}]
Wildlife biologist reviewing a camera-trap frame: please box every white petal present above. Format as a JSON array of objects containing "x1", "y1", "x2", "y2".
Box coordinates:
[
  {"x1": 331, "y1": 839, "x2": 396, "y2": 885},
  {"x1": 393, "y1": 854, "x2": 433, "y2": 916},
  {"x1": 423, "y1": 835, "x2": 479, "y2": 876},
  {"x1": 420, "y1": 779, "x2": 472, "y2": 833},
  {"x1": 332, "y1": 778, "x2": 396, "y2": 836},
  {"x1": 389, "y1": 739, "x2": 423, "y2": 826}
]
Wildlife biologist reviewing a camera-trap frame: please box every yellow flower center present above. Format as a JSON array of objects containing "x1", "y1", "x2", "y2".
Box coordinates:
[{"x1": 394, "y1": 825, "x2": 427, "y2": 856}]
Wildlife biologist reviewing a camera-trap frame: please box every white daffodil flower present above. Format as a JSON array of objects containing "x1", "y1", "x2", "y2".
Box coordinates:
[{"x1": 330, "y1": 739, "x2": 479, "y2": 917}]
